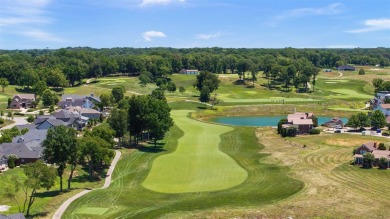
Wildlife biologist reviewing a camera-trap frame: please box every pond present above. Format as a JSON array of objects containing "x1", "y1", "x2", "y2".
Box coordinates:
[{"x1": 211, "y1": 116, "x2": 348, "y2": 127}]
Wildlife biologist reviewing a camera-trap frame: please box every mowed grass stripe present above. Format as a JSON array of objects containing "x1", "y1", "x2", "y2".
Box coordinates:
[{"x1": 142, "y1": 110, "x2": 248, "y2": 193}]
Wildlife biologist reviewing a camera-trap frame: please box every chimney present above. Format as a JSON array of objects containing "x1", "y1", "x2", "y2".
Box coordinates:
[
  {"x1": 17, "y1": 137, "x2": 24, "y2": 143},
  {"x1": 374, "y1": 142, "x2": 377, "y2": 148}
]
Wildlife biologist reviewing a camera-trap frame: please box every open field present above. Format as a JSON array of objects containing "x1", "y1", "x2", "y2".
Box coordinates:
[
  {"x1": 167, "y1": 128, "x2": 390, "y2": 218},
  {"x1": 143, "y1": 110, "x2": 247, "y2": 193},
  {"x1": 63, "y1": 111, "x2": 303, "y2": 218}
]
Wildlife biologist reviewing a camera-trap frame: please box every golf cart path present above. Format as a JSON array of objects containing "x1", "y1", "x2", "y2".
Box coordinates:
[{"x1": 52, "y1": 150, "x2": 121, "y2": 219}]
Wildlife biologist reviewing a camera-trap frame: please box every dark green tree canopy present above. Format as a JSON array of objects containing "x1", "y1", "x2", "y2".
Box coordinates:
[{"x1": 193, "y1": 71, "x2": 220, "y2": 93}]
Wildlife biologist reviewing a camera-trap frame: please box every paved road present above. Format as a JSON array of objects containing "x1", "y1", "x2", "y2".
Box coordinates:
[
  {"x1": 0, "y1": 116, "x2": 28, "y2": 130},
  {"x1": 52, "y1": 150, "x2": 122, "y2": 219}
]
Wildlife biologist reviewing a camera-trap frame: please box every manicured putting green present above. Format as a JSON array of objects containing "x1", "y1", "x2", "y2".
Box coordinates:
[
  {"x1": 77, "y1": 207, "x2": 110, "y2": 215},
  {"x1": 142, "y1": 110, "x2": 248, "y2": 193},
  {"x1": 329, "y1": 89, "x2": 372, "y2": 99}
]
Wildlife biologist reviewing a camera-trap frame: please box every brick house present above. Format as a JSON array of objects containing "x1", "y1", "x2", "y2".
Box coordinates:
[
  {"x1": 285, "y1": 112, "x2": 314, "y2": 134},
  {"x1": 353, "y1": 142, "x2": 390, "y2": 167},
  {"x1": 9, "y1": 94, "x2": 36, "y2": 109}
]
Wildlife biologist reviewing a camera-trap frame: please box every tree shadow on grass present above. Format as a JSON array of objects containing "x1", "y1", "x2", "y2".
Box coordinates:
[
  {"x1": 27, "y1": 211, "x2": 48, "y2": 219},
  {"x1": 197, "y1": 106, "x2": 207, "y2": 110},
  {"x1": 137, "y1": 145, "x2": 166, "y2": 153},
  {"x1": 34, "y1": 190, "x2": 62, "y2": 198}
]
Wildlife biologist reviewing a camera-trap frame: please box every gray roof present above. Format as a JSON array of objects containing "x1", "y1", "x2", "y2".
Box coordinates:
[
  {"x1": 13, "y1": 94, "x2": 35, "y2": 100},
  {"x1": 0, "y1": 213, "x2": 26, "y2": 219},
  {"x1": 34, "y1": 115, "x2": 55, "y2": 125},
  {"x1": 0, "y1": 142, "x2": 41, "y2": 159},
  {"x1": 61, "y1": 94, "x2": 85, "y2": 101},
  {"x1": 13, "y1": 129, "x2": 48, "y2": 144}
]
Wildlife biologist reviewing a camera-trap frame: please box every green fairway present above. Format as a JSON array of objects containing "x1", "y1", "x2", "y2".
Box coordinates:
[
  {"x1": 142, "y1": 110, "x2": 247, "y2": 193},
  {"x1": 77, "y1": 207, "x2": 110, "y2": 215},
  {"x1": 221, "y1": 97, "x2": 319, "y2": 103},
  {"x1": 63, "y1": 112, "x2": 303, "y2": 218},
  {"x1": 329, "y1": 89, "x2": 373, "y2": 99}
]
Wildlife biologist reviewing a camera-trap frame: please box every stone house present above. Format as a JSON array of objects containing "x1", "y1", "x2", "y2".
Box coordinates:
[{"x1": 9, "y1": 94, "x2": 35, "y2": 109}]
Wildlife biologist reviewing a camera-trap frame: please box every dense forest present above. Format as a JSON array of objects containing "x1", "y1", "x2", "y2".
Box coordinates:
[{"x1": 0, "y1": 47, "x2": 389, "y2": 92}]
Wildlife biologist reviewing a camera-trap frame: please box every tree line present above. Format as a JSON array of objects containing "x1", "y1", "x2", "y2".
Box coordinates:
[{"x1": 0, "y1": 47, "x2": 388, "y2": 91}]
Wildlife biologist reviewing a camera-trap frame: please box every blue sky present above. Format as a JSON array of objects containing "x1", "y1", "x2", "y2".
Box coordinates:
[{"x1": 0, "y1": 0, "x2": 389, "y2": 49}]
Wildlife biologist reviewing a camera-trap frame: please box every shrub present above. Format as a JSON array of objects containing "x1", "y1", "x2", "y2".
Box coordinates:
[
  {"x1": 378, "y1": 143, "x2": 386, "y2": 150},
  {"x1": 39, "y1": 110, "x2": 44, "y2": 115},
  {"x1": 379, "y1": 157, "x2": 389, "y2": 169},
  {"x1": 0, "y1": 117, "x2": 4, "y2": 125},
  {"x1": 13, "y1": 112, "x2": 25, "y2": 116},
  {"x1": 7, "y1": 154, "x2": 18, "y2": 168},
  {"x1": 362, "y1": 152, "x2": 375, "y2": 168},
  {"x1": 359, "y1": 69, "x2": 365, "y2": 75},
  {"x1": 179, "y1": 86, "x2": 186, "y2": 94},
  {"x1": 26, "y1": 115, "x2": 35, "y2": 123},
  {"x1": 49, "y1": 105, "x2": 55, "y2": 113},
  {"x1": 309, "y1": 128, "x2": 321, "y2": 135}
]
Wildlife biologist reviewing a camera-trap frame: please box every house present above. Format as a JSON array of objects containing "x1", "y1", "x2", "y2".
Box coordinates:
[
  {"x1": 284, "y1": 112, "x2": 314, "y2": 134},
  {"x1": 324, "y1": 117, "x2": 344, "y2": 128},
  {"x1": 0, "y1": 152, "x2": 7, "y2": 166},
  {"x1": 58, "y1": 94, "x2": 100, "y2": 109},
  {"x1": 375, "y1": 104, "x2": 390, "y2": 116},
  {"x1": 0, "y1": 129, "x2": 48, "y2": 166},
  {"x1": 336, "y1": 65, "x2": 355, "y2": 71},
  {"x1": 36, "y1": 118, "x2": 67, "y2": 130},
  {"x1": 78, "y1": 108, "x2": 101, "y2": 119},
  {"x1": 9, "y1": 94, "x2": 35, "y2": 109},
  {"x1": 180, "y1": 69, "x2": 199, "y2": 75},
  {"x1": 353, "y1": 142, "x2": 390, "y2": 167}
]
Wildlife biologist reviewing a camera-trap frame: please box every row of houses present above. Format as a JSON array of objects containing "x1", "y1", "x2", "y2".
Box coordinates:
[
  {"x1": 1, "y1": 95, "x2": 102, "y2": 167},
  {"x1": 9, "y1": 93, "x2": 100, "y2": 109}
]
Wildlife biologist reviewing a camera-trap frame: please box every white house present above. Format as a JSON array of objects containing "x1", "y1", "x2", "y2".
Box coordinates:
[{"x1": 180, "y1": 69, "x2": 199, "y2": 75}]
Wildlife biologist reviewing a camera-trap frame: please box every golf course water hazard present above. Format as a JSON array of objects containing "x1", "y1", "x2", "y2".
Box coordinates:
[{"x1": 212, "y1": 116, "x2": 347, "y2": 127}]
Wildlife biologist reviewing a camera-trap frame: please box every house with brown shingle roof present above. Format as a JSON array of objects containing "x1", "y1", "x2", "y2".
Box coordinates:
[
  {"x1": 353, "y1": 142, "x2": 390, "y2": 167},
  {"x1": 285, "y1": 112, "x2": 314, "y2": 134},
  {"x1": 9, "y1": 94, "x2": 35, "y2": 109}
]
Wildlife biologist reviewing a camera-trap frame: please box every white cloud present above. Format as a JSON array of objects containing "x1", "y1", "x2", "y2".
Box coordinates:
[
  {"x1": 142, "y1": 31, "x2": 167, "y2": 41},
  {"x1": 196, "y1": 32, "x2": 222, "y2": 40},
  {"x1": 347, "y1": 19, "x2": 390, "y2": 33},
  {"x1": 270, "y1": 3, "x2": 343, "y2": 25},
  {"x1": 326, "y1": 44, "x2": 358, "y2": 49},
  {"x1": 140, "y1": 0, "x2": 185, "y2": 7},
  {"x1": 0, "y1": 0, "x2": 64, "y2": 43},
  {"x1": 21, "y1": 30, "x2": 64, "y2": 42}
]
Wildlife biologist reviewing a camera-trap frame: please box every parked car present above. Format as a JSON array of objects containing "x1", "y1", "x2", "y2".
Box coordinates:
[{"x1": 334, "y1": 130, "x2": 341, "y2": 133}]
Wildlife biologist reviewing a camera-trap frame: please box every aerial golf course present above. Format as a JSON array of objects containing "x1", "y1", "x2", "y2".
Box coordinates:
[
  {"x1": 63, "y1": 109, "x2": 303, "y2": 218},
  {"x1": 60, "y1": 67, "x2": 390, "y2": 218}
]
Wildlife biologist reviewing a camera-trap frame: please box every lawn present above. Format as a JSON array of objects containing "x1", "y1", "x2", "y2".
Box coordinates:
[
  {"x1": 63, "y1": 112, "x2": 303, "y2": 218},
  {"x1": 0, "y1": 165, "x2": 105, "y2": 217},
  {"x1": 142, "y1": 110, "x2": 247, "y2": 193}
]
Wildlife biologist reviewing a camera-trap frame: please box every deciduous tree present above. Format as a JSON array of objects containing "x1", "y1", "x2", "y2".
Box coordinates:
[{"x1": 43, "y1": 125, "x2": 78, "y2": 192}]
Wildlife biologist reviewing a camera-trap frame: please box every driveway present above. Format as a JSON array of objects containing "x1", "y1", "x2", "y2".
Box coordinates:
[{"x1": 1, "y1": 116, "x2": 29, "y2": 130}]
